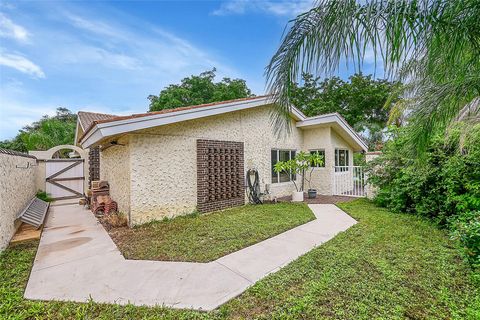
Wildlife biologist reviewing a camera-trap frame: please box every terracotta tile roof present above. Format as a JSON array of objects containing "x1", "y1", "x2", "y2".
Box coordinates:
[
  {"x1": 79, "y1": 95, "x2": 270, "y2": 143},
  {"x1": 77, "y1": 111, "x2": 117, "y2": 131}
]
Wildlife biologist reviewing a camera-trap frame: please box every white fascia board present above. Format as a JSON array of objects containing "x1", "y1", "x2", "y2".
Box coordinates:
[
  {"x1": 295, "y1": 113, "x2": 338, "y2": 127},
  {"x1": 78, "y1": 117, "x2": 85, "y2": 131},
  {"x1": 74, "y1": 120, "x2": 83, "y2": 147},
  {"x1": 290, "y1": 105, "x2": 306, "y2": 121},
  {"x1": 296, "y1": 113, "x2": 368, "y2": 152},
  {"x1": 82, "y1": 128, "x2": 105, "y2": 149},
  {"x1": 80, "y1": 97, "x2": 273, "y2": 148}
]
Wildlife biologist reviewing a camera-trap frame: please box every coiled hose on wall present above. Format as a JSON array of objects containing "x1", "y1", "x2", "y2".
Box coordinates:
[{"x1": 246, "y1": 169, "x2": 263, "y2": 204}]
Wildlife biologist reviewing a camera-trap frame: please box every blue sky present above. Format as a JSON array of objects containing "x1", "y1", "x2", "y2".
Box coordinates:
[{"x1": 0, "y1": 0, "x2": 378, "y2": 140}]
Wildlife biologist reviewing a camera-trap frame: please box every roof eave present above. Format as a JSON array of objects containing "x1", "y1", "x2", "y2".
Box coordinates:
[
  {"x1": 296, "y1": 113, "x2": 368, "y2": 152},
  {"x1": 80, "y1": 96, "x2": 275, "y2": 148}
]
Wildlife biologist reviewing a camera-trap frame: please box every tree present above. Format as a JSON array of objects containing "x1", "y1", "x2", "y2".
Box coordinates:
[
  {"x1": 0, "y1": 107, "x2": 77, "y2": 152},
  {"x1": 266, "y1": 0, "x2": 480, "y2": 154},
  {"x1": 290, "y1": 73, "x2": 400, "y2": 149},
  {"x1": 148, "y1": 68, "x2": 254, "y2": 111},
  {"x1": 273, "y1": 151, "x2": 324, "y2": 192}
]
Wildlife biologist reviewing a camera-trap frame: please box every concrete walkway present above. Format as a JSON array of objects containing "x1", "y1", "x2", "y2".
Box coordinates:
[{"x1": 24, "y1": 202, "x2": 357, "y2": 311}]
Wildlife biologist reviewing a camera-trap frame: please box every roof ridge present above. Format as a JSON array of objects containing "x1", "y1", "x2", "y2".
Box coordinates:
[
  {"x1": 125, "y1": 95, "x2": 269, "y2": 118},
  {"x1": 77, "y1": 110, "x2": 117, "y2": 117},
  {"x1": 92, "y1": 95, "x2": 270, "y2": 125},
  {"x1": 78, "y1": 95, "x2": 271, "y2": 143}
]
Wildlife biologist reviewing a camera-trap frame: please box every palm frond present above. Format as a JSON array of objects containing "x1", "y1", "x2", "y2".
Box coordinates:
[{"x1": 266, "y1": 0, "x2": 480, "y2": 152}]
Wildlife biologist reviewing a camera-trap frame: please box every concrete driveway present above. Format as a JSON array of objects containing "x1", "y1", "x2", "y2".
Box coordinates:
[{"x1": 24, "y1": 202, "x2": 356, "y2": 311}]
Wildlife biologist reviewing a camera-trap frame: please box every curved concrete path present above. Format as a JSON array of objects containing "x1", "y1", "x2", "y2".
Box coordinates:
[{"x1": 24, "y1": 202, "x2": 356, "y2": 311}]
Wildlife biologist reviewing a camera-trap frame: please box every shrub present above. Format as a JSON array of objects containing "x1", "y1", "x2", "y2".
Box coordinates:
[
  {"x1": 36, "y1": 190, "x2": 52, "y2": 202},
  {"x1": 367, "y1": 124, "x2": 480, "y2": 268},
  {"x1": 450, "y1": 211, "x2": 480, "y2": 268},
  {"x1": 102, "y1": 212, "x2": 128, "y2": 229}
]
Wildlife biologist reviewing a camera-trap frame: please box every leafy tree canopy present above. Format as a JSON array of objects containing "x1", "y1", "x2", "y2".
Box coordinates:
[
  {"x1": 148, "y1": 68, "x2": 254, "y2": 112},
  {"x1": 290, "y1": 73, "x2": 400, "y2": 149},
  {"x1": 266, "y1": 0, "x2": 480, "y2": 154},
  {"x1": 0, "y1": 107, "x2": 76, "y2": 152}
]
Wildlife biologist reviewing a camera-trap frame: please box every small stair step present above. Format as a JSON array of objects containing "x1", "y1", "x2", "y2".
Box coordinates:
[{"x1": 17, "y1": 197, "x2": 49, "y2": 229}]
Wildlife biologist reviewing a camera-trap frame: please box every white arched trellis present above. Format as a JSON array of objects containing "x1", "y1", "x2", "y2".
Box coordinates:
[{"x1": 30, "y1": 145, "x2": 89, "y2": 200}]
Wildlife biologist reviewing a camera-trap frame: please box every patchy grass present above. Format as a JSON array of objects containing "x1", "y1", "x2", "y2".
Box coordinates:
[
  {"x1": 0, "y1": 240, "x2": 211, "y2": 319},
  {"x1": 107, "y1": 203, "x2": 315, "y2": 262},
  {"x1": 1, "y1": 199, "x2": 478, "y2": 319},
  {"x1": 221, "y1": 199, "x2": 480, "y2": 319}
]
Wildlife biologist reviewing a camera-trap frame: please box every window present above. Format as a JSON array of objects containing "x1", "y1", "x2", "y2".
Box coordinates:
[
  {"x1": 271, "y1": 149, "x2": 296, "y2": 183},
  {"x1": 309, "y1": 150, "x2": 325, "y2": 167},
  {"x1": 335, "y1": 149, "x2": 349, "y2": 171}
]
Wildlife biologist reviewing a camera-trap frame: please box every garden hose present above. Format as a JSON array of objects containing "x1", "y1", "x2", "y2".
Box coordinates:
[{"x1": 246, "y1": 169, "x2": 263, "y2": 204}]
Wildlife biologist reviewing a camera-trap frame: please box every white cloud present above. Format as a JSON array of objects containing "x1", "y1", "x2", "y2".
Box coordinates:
[
  {"x1": 57, "y1": 11, "x2": 238, "y2": 77},
  {"x1": 0, "y1": 52, "x2": 45, "y2": 78},
  {"x1": 0, "y1": 3, "x2": 255, "y2": 139},
  {"x1": 0, "y1": 80, "x2": 55, "y2": 138},
  {"x1": 0, "y1": 13, "x2": 29, "y2": 42},
  {"x1": 64, "y1": 13, "x2": 125, "y2": 40},
  {"x1": 212, "y1": 0, "x2": 314, "y2": 16},
  {"x1": 212, "y1": 0, "x2": 249, "y2": 15},
  {"x1": 56, "y1": 45, "x2": 141, "y2": 70}
]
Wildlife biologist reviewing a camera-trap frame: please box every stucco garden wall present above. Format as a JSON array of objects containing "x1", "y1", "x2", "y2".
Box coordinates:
[
  {"x1": 126, "y1": 105, "x2": 303, "y2": 224},
  {"x1": 100, "y1": 136, "x2": 131, "y2": 216},
  {"x1": 0, "y1": 150, "x2": 37, "y2": 251}
]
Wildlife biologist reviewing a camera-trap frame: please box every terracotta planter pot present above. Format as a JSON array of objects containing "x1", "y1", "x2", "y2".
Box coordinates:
[{"x1": 292, "y1": 191, "x2": 304, "y2": 202}]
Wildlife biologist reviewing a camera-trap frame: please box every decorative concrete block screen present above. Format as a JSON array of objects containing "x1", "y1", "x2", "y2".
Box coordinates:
[
  {"x1": 197, "y1": 139, "x2": 245, "y2": 213},
  {"x1": 89, "y1": 147, "x2": 100, "y2": 188}
]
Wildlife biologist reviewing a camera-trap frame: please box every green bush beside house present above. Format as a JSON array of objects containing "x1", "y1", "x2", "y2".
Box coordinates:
[{"x1": 367, "y1": 124, "x2": 480, "y2": 270}]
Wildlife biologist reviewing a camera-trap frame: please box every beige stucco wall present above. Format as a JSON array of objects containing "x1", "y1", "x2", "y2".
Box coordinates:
[
  {"x1": 99, "y1": 105, "x2": 360, "y2": 225},
  {"x1": 100, "y1": 136, "x2": 131, "y2": 216},
  {"x1": 302, "y1": 126, "x2": 333, "y2": 195},
  {"x1": 124, "y1": 105, "x2": 302, "y2": 224},
  {"x1": 303, "y1": 126, "x2": 357, "y2": 195},
  {"x1": 331, "y1": 129, "x2": 356, "y2": 193},
  {"x1": 0, "y1": 152, "x2": 37, "y2": 251}
]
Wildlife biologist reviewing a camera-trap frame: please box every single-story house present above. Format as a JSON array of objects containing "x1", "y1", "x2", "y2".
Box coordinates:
[{"x1": 76, "y1": 96, "x2": 367, "y2": 225}]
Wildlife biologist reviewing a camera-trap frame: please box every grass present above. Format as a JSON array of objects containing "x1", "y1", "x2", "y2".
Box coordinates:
[
  {"x1": 1, "y1": 199, "x2": 479, "y2": 319},
  {"x1": 0, "y1": 240, "x2": 208, "y2": 320},
  {"x1": 106, "y1": 202, "x2": 315, "y2": 262}
]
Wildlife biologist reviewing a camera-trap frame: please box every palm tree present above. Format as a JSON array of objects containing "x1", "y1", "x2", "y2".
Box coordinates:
[{"x1": 266, "y1": 0, "x2": 480, "y2": 153}]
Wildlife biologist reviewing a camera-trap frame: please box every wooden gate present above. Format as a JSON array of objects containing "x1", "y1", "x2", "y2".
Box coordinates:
[{"x1": 46, "y1": 159, "x2": 85, "y2": 200}]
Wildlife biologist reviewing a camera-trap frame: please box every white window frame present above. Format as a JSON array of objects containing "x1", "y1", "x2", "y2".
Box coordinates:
[
  {"x1": 271, "y1": 149, "x2": 296, "y2": 184},
  {"x1": 335, "y1": 149, "x2": 350, "y2": 172}
]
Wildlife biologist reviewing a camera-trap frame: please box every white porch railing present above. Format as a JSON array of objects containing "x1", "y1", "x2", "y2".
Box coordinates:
[{"x1": 333, "y1": 166, "x2": 366, "y2": 197}]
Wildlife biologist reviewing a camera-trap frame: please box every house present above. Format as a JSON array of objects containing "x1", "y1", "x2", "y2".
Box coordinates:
[
  {"x1": 76, "y1": 96, "x2": 367, "y2": 225},
  {"x1": 75, "y1": 111, "x2": 117, "y2": 188}
]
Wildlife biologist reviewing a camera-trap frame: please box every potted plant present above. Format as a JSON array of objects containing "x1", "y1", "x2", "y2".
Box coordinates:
[
  {"x1": 306, "y1": 151, "x2": 324, "y2": 198},
  {"x1": 273, "y1": 151, "x2": 324, "y2": 202}
]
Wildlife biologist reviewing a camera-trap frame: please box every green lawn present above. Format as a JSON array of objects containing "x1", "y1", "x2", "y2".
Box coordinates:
[
  {"x1": 1, "y1": 199, "x2": 479, "y2": 319},
  {"x1": 107, "y1": 202, "x2": 315, "y2": 262}
]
